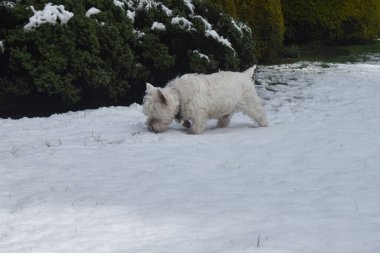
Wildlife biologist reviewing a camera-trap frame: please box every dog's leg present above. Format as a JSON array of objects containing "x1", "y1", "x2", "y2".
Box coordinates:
[
  {"x1": 244, "y1": 104, "x2": 268, "y2": 127},
  {"x1": 242, "y1": 94, "x2": 268, "y2": 127},
  {"x1": 217, "y1": 114, "x2": 231, "y2": 128},
  {"x1": 190, "y1": 118, "x2": 207, "y2": 134}
]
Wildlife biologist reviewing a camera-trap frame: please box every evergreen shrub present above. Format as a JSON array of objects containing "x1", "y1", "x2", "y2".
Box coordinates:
[
  {"x1": 212, "y1": 0, "x2": 285, "y2": 63},
  {"x1": 0, "y1": 0, "x2": 256, "y2": 117},
  {"x1": 282, "y1": 0, "x2": 380, "y2": 45},
  {"x1": 237, "y1": 0, "x2": 285, "y2": 63}
]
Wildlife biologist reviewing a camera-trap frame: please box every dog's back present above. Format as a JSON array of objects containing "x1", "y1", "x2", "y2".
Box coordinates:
[{"x1": 168, "y1": 66, "x2": 258, "y2": 119}]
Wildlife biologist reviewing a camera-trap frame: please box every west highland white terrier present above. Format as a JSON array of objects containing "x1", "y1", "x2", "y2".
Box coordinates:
[{"x1": 143, "y1": 66, "x2": 268, "y2": 134}]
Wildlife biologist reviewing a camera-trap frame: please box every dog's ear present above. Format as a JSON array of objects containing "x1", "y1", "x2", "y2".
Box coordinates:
[
  {"x1": 157, "y1": 89, "x2": 168, "y2": 105},
  {"x1": 146, "y1": 83, "x2": 156, "y2": 94}
]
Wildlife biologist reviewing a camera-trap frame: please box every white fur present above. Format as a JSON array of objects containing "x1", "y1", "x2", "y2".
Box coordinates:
[{"x1": 143, "y1": 66, "x2": 268, "y2": 134}]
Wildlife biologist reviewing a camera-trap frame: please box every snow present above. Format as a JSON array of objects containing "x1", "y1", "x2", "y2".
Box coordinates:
[
  {"x1": 231, "y1": 18, "x2": 243, "y2": 33},
  {"x1": 231, "y1": 19, "x2": 243, "y2": 34},
  {"x1": 0, "y1": 1, "x2": 15, "y2": 8},
  {"x1": 133, "y1": 29, "x2": 145, "y2": 38},
  {"x1": 151, "y1": 22, "x2": 166, "y2": 31},
  {"x1": 126, "y1": 10, "x2": 135, "y2": 22},
  {"x1": 183, "y1": 0, "x2": 195, "y2": 14},
  {"x1": 205, "y1": 29, "x2": 233, "y2": 49},
  {"x1": 171, "y1": 16, "x2": 193, "y2": 31},
  {"x1": 111, "y1": 0, "x2": 234, "y2": 50},
  {"x1": 112, "y1": 0, "x2": 133, "y2": 22},
  {"x1": 85, "y1": 7, "x2": 101, "y2": 18},
  {"x1": 124, "y1": 0, "x2": 173, "y2": 16},
  {"x1": 230, "y1": 18, "x2": 251, "y2": 34},
  {"x1": 24, "y1": 3, "x2": 74, "y2": 31},
  {"x1": 114, "y1": 0, "x2": 172, "y2": 22},
  {"x1": 158, "y1": 4, "x2": 173, "y2": 17},
  {"x1": 1, "y1": 60, "x2": 380, "y2": 253},
  {"x1": 193, "y1": 15, "x2": 234, "y2": 50},
  {"x1": 193, "y1": 15, "x2": 212, "y2": 30},
  {"x1": 113, "y1": 0, "x2": 124, "y2": 8},
  {"x1": 193, "y1": 50, "x2": 210, "y2": 61}
]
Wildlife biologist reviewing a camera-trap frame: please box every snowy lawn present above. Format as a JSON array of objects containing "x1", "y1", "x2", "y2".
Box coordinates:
[{"x1": 1, "y1": 60, "x2": 380, "y2": 253}]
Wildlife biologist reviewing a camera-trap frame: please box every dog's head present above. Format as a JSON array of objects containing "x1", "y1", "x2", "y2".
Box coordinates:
[{"x1": 142, "y1": 83, "x2": 177, "y2": 133}]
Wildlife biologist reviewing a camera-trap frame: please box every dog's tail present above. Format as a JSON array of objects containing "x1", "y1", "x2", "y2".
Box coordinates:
[{"x1": 244, "y1": 65, "x2": 257, "y2": 79}]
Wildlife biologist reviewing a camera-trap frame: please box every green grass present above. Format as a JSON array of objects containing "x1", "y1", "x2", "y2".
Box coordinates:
[{"x1": 279, "y1": 40, "x2": 380, "y2": 64}]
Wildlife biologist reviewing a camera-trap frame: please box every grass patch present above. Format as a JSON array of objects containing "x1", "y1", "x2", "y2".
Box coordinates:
[{"x1": 279, "y1": 40, "x2": 380, "y2": 64}]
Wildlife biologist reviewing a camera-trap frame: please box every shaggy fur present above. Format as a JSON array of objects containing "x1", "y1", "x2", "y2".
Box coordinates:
[{"x1": 143, "y1": 66, "x2": 268, "y2": 134}]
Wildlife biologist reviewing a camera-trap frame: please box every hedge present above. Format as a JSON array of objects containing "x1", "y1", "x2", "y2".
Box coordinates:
[
  {"x1": 212, "y1": 0, "x2": 285, "y2": 63},
  {"x1": 282, "y1": 0, "x2": 380, "y2": 44},
  {"x1": 237, "y1": 0, "x2": 285, "y2": 62}
]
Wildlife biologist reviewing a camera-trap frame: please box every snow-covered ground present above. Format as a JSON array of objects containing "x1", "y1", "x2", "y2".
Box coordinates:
[{"x1": 1, "y1": 59, "x2": 380, "y2": 253}]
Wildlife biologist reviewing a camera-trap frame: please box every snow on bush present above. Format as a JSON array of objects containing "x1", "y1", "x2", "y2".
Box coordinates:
[
  {"x1": 114, "y1": 0, "x2": 172, "y2": 16},
  {"x1": 192, "y1": 15, "x2": 233, "y2": 50},
  {"x1": 113, "y1": 0, "x2": 238, "y2": 51},
  {"x1": 205, "y1": 29, "x2": 233, "y2": 49},
  {"x1": 85, "y1": 7, "x2": 101, "y2": 17},
  {"x1": 193, "y1": 15, "x2": 212, "y2": 30},
  {"x1": 0, "y1": 1, "x2": 15, "y2": 8},
  {"x1": 24, "y1": 3, "x2": 74, "y2": 31},
  {"x1": 193, "y1": 50, "x2": 210, "y2": 61},
  {"x1": 0, "y1": 40, "x2": 4, "y2": 53},
  {"x1": 231, "y1": 19, "x2": 243, "y2": 34},
  {"x1": 126, "y1": 10, "x2": 135, "y2": 22},
  {"x1": 133, "y1": 29, "x2": 145, "y2": 38},
  {"x1": 171, "y1": 16, "x2": 193, "y2": 31},
  {"x1": 183, "y1": 0, "x2": 195, "y2": 14},
  {"x1": 113, "y1": 0, "x2": 124, "y2": 8},
  {"x1": 151, "y1": 22, "x2": 166, "y2": 31}
]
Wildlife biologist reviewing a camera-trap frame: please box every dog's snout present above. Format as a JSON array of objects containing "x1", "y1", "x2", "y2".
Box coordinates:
[{"x1": 147, "y1": 118, "x2": 168, "y2": 133}]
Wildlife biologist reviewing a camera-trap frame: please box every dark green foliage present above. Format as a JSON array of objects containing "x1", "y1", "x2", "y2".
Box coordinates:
[
  {"x1": 211, "y1": 0, "x2": 285, "y2": 63},
  {"x1": 1, "y1": 0, "x2": 137, "y2": 116},
  {"x1": 133, "y1": 0, "x2": 256, "y2": 83},
  {"x1": 210, "y1": 0, "x2": 238, "y2": 18},
  {"x1": 237, "y1": 0, "x2": 285, "y2": 63},
  {"x1": 282, "y1": 0, "x2": 380, "y2": 45},
  {"x1": 0, "y1": 0, "x2": 256, "y2": 118}
]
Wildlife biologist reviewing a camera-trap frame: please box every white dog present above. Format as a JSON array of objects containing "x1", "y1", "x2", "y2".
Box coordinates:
[{"x1": 143, "y1": 66, "x2": 268, "y2": 134}]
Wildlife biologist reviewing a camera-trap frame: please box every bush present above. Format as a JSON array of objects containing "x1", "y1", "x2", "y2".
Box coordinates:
[
  {"x1": 282, "y1": 0, "x2": 380, "y2": 45},
  {"x1": 0, "y1": 0, "x2": 137, "y2": 117},
  {"x1": 0, "y1": 0, "x2": 256, "y2": 118},
  {"x1": 210, "y1": 0, "x2": 238, "y2": 18},
  {"x1": 211, "y1": 0, "x2": 285, "y2": 63},
  {"x1": 237, "y1": 0, "x2": 285, "y2": 63}
]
